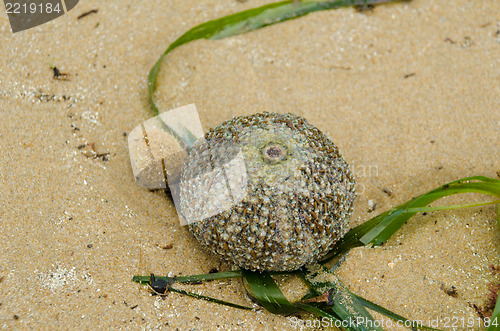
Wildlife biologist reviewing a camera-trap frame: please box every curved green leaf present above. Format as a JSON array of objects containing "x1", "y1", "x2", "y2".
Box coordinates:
[
  {"x1": 242, "y1": 269, "x2": 299, "y2": 314},
  {"x1": 147, "y1": 0, "x2": 400, "y2": 148},
  {"x1": 148, "y1": 0, "x2": 398, "y2": 116},
  {"x1": 325, "y1": 176, "x2": 500, "y2": 259}
]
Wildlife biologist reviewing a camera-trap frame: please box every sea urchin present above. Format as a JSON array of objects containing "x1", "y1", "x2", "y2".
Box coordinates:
[{"x1": 179, "y1": 112, "x2": 356, "y2": 271}]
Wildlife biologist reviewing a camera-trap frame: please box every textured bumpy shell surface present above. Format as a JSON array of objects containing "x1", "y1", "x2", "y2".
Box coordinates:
[{"x1": 180, "y1": 112, "x2": 356, "y2": 271}]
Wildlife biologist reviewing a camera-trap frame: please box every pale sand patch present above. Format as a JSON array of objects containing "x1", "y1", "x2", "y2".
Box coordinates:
[{"x1": 0, "y1": 0, "x2": 499, "y2": 329}]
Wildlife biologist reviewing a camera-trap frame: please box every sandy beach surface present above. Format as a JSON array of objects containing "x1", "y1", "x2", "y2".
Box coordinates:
[{"x1": 1, "y1": 0, "x2": 499, "y2": 329}]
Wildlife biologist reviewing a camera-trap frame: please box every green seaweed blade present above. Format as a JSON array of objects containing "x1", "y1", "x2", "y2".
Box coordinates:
[
  {"x1": 242, "y1": 270, "x2": 299, "y2": 315},
  {"x1": 147, "y1": 0, "x2": 397, "y2": 148},
  {"x1": 149, "y1": 0, "x2": 395, "y2": 116},
  {"x1": 327, "y1": 176, "x2": 500, "y2": 258},
  {"x1": 301, "y1": 263, "x2": 384, "y2": 331}
]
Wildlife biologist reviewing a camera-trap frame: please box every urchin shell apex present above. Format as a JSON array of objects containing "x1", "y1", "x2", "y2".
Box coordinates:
[{"x1": 179, "y1": 112, "x2": 356, "y2": 271}]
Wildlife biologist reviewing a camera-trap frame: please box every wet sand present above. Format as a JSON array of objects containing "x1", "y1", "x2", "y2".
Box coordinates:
[{"x1": 0, "y1": 0, "x2": 499, "y2": 329}]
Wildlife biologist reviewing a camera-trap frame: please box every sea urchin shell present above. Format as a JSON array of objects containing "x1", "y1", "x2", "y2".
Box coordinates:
[{"x1": 179, "y1": 112, "x2": 355, "y2": 271}]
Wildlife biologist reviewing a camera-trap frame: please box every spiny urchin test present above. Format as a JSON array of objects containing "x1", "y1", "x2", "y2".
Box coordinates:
[{"x1": 179, "y1": 112, "x2": 356, "y2": 271}]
